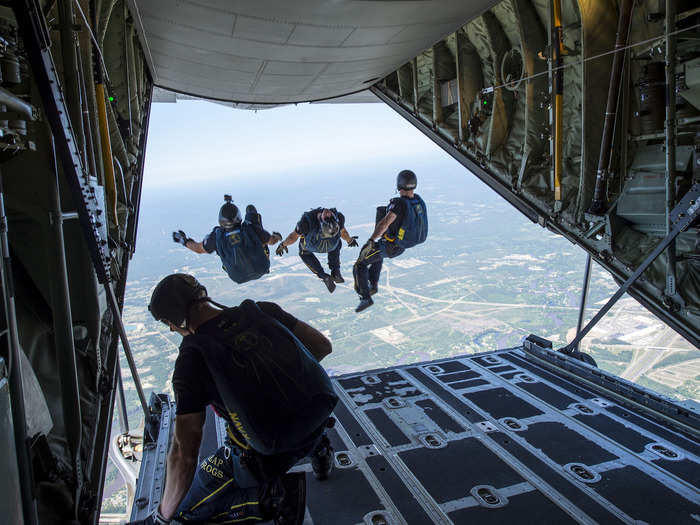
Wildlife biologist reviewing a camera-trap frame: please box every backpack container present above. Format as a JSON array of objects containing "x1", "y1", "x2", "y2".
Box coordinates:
[
  {"x1": 183, "y1": 301, "x2": 338, "y2": 456},
  {"x1": 395, "y1": 194, "x2": 428, "y2": 249},
  {"x1": 215, "y1": 224, "x2": 270, "y2": 284},
  {"x1": 300, "y1": 209, "x2": 341, "y2": 253}
]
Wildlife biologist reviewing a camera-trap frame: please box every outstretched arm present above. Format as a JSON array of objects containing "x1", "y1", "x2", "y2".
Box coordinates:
[
  {"x1": 159, "y1": 411, "x2": 206, "y2": 519},
  {"x1": 184, "y1": 239, "x2": 207, "y2": 254},
  {"x1": 281, "y1": 230, "x2": 300, "y2": 247},
  {"x1": 340, "y1": 228, "x2": 358, "y2": 246},
  {"x1": 173, "y1": 230, "x2": 208, "y2": 254},
  {"x1": 370, "y1": 212, "x2": 397, "y2": 241},
  {"x1": 266, "y1": 231, "x2": 283, "y2": 245}
]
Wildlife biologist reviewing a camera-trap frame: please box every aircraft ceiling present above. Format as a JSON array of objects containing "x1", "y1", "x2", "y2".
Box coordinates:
[{"x1": 129, "y1": 0, "x2": 499, "y2": 104}]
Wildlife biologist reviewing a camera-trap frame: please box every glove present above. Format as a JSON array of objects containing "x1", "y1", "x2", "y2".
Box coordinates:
[
  {"x1": 126, "y1": 509, "x2": 170, "y2": 525},
  {"x1": 270, "y1": 231, "x2": 283, "y2": 244},
  {"x1": 275, "y1": 243, "x2": 288, "y2": 256},
  {"x1": 347, "y1": 236, "x2": 359, "y2": 247},
  {"x1": 359, "y1": 239, "x2": 377, "y2": 260},
  {"x1": 172, "y1": 230, "x2": 191, "y2": 246}
]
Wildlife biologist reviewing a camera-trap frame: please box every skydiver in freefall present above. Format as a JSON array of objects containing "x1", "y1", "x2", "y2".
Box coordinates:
[
  {"x1": 173, "y1": 195, "x2": 282, "y2": 284},
  {"x1": 353, "y1": 170, "x2": 428, "y2": 313},
  {"x1": 275, "y1": 207, "x2": 359, "y2": 293}
]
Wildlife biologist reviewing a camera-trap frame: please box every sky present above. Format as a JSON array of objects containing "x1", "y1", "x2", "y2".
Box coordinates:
[{"x1": 143, "y1": 99, "x2": 445, "y2": 188}]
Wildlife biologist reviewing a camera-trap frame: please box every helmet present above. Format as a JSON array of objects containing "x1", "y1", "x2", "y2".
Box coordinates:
[
  {"x1": 148, "y1": 274, "x2": 208, "y2": 328},
  {"x1": 319, "y1": 211, "x2": 340, "y2": 238},
  {"x1": 219, "y1": 195, "x2": 242, "y2": 231},
  {"x1": 396, "y1": 170, "x2": 417, "y2": 191}
]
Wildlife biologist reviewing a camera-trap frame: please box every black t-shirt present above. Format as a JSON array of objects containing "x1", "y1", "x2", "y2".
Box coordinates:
[
  {"x1": 295, "y1": 209, "x2": 345, "y2": 236},
  {"x1": 385, "y1": 197, "x2": 408, "y2": 238},
  {"x1": 202, "y1": 224, "x2": 270, "y2": 254},
  {"x1": 172, "y1": 302, "x2": 298, "y2": 416}
]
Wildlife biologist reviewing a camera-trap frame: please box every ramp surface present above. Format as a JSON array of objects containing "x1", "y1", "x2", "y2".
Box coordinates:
[{"x1": 133, "y1": 348, "x2": 700, "y2": 524}]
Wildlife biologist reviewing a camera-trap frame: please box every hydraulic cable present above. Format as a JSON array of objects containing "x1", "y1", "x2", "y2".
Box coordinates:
[
  {"x1": 664, "y1": 0, "x2": 678, "y2": 300},
  {"x1": 70, "y1": 0, "x2": 110, "y2": 84},
  {"x1": 552, "y1": 0, "x2": 564, "y2": 206},
  {"x1": 96, "y1": 81, "x2": 119, "y2": 228},
  {"x1": 0, "y1": 173, "x2": 39, "y2": 525},
  {"x1": 588, "y1": 0, "x2": 635, "y2": 215},
  {"x1": 480, "y1": 22, "x2": 700, "y2": 95}
]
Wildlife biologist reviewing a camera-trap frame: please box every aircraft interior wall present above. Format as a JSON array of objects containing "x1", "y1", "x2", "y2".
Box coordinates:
[
  {"x1": 374, "y1": 0, "x2": 700, "y2": 347},
  {"x1": 0, "y1": 1, "x2": 152, "y2": 522},
  {"x1": 0, "y1": 0, "x2": 698, "y2": 523}
]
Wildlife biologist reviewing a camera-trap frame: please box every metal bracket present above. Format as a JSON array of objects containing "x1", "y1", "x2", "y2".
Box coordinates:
[
  {"x1": 14, "y1": 0, "x2": 111, "y2": 283},
  {"x1": 562, "y1": 183, "x2": 700, "y2": 355}
]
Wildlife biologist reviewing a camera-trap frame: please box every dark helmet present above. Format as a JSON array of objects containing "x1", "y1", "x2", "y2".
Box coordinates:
[
  {"x1": 319, "y1": 210, "x2": 340, "y2": 238},
  {"x1": 219, "y1": 194, "x2": 242, "y2": 231},
  {"x1": 148, "y1": 274, "x2": 208, "y2": 328},
  {"x1": 396, "y1": 169, "x2": 417, "y2": 191}
]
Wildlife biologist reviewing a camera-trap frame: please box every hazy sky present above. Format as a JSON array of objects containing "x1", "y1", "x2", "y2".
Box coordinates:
[{"x1": 143, "y1": 98, "x2": 445, "y2": 188}]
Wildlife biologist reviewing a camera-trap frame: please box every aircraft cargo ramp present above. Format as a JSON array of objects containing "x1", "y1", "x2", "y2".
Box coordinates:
[{"x1": 130, "y1": 338, "x2": 700, "y2": 524}]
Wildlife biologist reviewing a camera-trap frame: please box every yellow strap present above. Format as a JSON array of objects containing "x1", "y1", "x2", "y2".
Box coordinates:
[
  {"x1": 219, "y1": 516, "x2": 263, "y2": 524},
  {"x1": 226, "y1": 425, "x2": 250, "y2": 450},
  {"x1": 231, "y1": 501, "x2": 259, "y2": 510},
  {"x1": 189, "y1": 478, "x2": 233, "y2": 511},
  {"x1": 213, "y1": 501, "x2": 259, "y2": 519}
]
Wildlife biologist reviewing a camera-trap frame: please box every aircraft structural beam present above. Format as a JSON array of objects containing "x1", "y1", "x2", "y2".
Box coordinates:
[
  {"x1": 14, "y1": 0, "x2": 111, "y2": 284},
  {"x1": 0, "y1": 174, "x2": 38, "y2": 525},
  {"x1": 574, "y1": 253, "x2": 592, "y2": 352},
  {"x1": 563, "y1": 183, "x2": 700, "y2": 354}
]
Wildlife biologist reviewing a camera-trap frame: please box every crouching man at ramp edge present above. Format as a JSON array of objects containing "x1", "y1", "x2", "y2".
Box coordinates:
[
  {"x1": 128, "y1": 274, "x2": 338, "y2": 524},
  {"x1": 173, "y1": 195, "x2": 283, "y2": 284}
]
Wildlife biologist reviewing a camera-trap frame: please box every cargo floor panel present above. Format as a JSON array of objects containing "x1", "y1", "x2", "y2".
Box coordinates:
[
  {"x1": 572, "y1": 413, "x2": 652, "y2": 453},
  {"x1": 303, "y1": 467, "x2": 383, "y2": 525},
  {"x1": 502, "y1": 353, "x2": 599, "y2": 399},
  {"x1": 463, "y1": 387, "x2": 544, "y2": 419},
  {"x1": 607, "y1": 405, "x2": 700, "y2": 457},
  {"x1": 436, "y1": 370, "x2": 480, "y2": 383},
  {"x1": 446, "y1": 489, "x2": 576, "y2": 524},
  {"x1": 399, "y1": 437, "x2": 526, "y2": 503},
  {"x1": 595, "y1": 466, "x2": 699, "y2": 524},
  {"x1": 132, "y1": 350, "x2": 700, "y2": 524},
  {"x1": 520, "y1": 421, "x2": 619, "y2": 465},
  {"x1": 414, "y1": 398, "x2": 465, "y2": 434}
]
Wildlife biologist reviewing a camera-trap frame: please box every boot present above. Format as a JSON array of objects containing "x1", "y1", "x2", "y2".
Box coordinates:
[
  {"x1": 310, "y1": 435, "x2": 334, "y2": 480},
  {"x1": 321, "y1": 273, "x2": 336, "y2": 293},
  {"x1": 355, "y1": 297, "x2": 374, "y2": 313},
  {"x1": 259, "y1": 472, "x2": 307, "y2": 525},
  {"x1": 330, "y1": 268, "x2": 344, "y2": 283}
]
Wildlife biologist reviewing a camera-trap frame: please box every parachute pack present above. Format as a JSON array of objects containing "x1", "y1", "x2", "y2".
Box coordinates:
[
  {"x1": 300, "y1": 208, "x2": 342, "y2": 253},
  {"x1": 215, "y1": 224, "x2": 270, "y2": 284},
  {"x1": 387, "y1": 194, "x2": 428, "y2": 249},
  {"x1": 182, "y1": 300, "x2": 338, "y2": 456}
]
